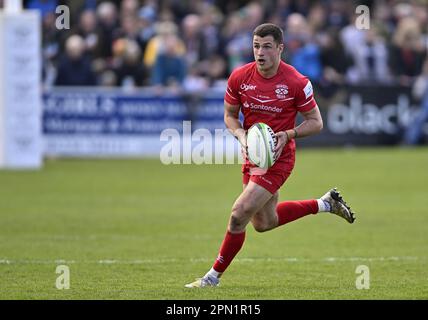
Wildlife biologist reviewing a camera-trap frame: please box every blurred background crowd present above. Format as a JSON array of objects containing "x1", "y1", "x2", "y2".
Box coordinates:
[{"x1": 0, "y1": 0, "x2": 427, "y2": 96}]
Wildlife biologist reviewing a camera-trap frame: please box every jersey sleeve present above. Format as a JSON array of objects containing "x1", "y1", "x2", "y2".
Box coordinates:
[
  {"x1": 294, "y1": 77, "x2": 317, "y2": 113},
  {"x1": 224, "y1": 69, "x2": 241, "y2": 105}
]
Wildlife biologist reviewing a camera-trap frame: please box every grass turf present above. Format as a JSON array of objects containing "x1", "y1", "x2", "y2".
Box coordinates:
[{"x1": 0, "y1": 147, "x2": 427, "y2": 299}]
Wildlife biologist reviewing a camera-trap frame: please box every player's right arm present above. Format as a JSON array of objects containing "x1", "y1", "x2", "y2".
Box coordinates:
[
  {"x1": 224, "y1": 101, "x2": 247, "y2": 149},
  {"x1": 224, "y1": 67, "x2": 247, "y2": 149}
]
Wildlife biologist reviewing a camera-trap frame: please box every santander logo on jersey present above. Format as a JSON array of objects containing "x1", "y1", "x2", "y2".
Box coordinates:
[{"x1": 242, "y1": 100, "x2": 283, "y2": 113}]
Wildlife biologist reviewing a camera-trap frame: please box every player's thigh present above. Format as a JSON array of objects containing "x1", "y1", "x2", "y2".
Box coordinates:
[
  {"x1": 232, "y1": 181, "x2": 273, "y2": 220},
  {"x1": 244, "y1": 182, "x2": 279, "y2": 216}
]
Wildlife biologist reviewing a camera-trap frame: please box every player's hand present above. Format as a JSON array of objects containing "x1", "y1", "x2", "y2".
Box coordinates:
[
  {"x1": 274, "y1": 131, "x2": 287, "y2": 159},
  {"x1": 235, "y1": 128, "x2": 248, "y2": 158}
]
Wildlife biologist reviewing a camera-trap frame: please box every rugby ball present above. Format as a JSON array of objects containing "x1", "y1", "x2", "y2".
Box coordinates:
[{"x1": 246, "y1": 123, "x2": 277, "y2": 169}]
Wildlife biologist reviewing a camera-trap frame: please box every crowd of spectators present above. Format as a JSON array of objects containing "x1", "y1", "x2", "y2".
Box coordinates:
[{"x1": 1, "y1": 0, "x2": 427, "y2": 95}]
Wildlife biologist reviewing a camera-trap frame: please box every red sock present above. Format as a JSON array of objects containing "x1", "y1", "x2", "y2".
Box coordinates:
[
  {"x1": 212, "y1": 231, "x2": 246, "y2": 273},
  {"x1": 276, "y1": 200, "x2": 319, "y2": 226}
]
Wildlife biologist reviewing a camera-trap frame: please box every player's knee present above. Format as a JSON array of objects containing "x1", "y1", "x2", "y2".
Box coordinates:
[
  {"x1": 229, "y1": 215, "x2": 246, "y2": 232},
  {"x1": 229, "y1": 201, "x2": 257, "y2": 232},
  {"x1": 231, "y1": 202, "x2": 254, "y2": 217}
]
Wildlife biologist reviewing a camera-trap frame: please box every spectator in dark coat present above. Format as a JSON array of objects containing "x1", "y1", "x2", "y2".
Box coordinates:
[
  {"x1": 114, "y1": 39, "x2": 148, "y2": 88},
  {"x1": 389, "y1": 17, "x2": 426, "y2": 87},
  {"x1": 55, "y1": 35, "x2": 97, "y2": 86}
]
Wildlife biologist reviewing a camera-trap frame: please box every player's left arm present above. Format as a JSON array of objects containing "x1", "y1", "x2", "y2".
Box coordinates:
[
  {"x1": 291, "y1": 105, "x2": 323, "y2": 139},
  {"x1": 274, "y1": 106, "x2": 323, "y2": 158}
]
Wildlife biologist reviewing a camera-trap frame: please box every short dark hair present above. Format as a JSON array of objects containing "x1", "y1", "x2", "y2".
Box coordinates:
[{"x1": 253, "y1": 23, "x2": 284, "y2": 44}]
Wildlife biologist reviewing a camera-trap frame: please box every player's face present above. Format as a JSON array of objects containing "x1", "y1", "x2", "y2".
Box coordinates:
[{"x1": 253, "y1": 35, "x2": 283, "y2": 77}]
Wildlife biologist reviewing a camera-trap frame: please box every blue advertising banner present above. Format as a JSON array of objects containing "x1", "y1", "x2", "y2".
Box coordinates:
[
  {"x1": 43, "y1": 88, "x2": 231, "y2": 157},
  {"x1": 42, "y1": 86, "x2": 425, "y2": 157}
]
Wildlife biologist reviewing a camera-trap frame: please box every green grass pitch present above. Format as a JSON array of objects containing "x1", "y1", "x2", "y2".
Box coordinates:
[{"x1": 0, "y1": 147, "x2": 427, "y2": 299}]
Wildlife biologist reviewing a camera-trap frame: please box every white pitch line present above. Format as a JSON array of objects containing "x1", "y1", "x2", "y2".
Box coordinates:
[{"x1": 0, "y1": 256, "x2": 424, "y2": 265}]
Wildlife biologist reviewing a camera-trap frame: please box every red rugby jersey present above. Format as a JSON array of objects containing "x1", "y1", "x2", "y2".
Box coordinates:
[{"x1": 224, "y1": 61, "x2": 317, "y2": 159}]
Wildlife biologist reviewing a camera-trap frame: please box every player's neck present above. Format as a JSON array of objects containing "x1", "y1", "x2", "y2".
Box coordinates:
[{"x1": 256, "y1": 61, "x2": 280, "y2": 79}]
